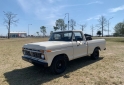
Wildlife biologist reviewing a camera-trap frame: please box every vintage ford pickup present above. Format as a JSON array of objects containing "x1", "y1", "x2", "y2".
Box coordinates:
[{"x1": 22, "y1": 30, "x2": 106, "y2": 74}]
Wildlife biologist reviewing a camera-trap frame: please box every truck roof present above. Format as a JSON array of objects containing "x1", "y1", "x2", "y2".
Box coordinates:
[{"x1": 53, "y1": 30, "x2": 83, "y2": 33}]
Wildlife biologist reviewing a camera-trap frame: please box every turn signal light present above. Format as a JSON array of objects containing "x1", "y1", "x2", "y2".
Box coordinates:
[{"x1": 46, "y1": 50, "x2": 52, "y2": 52}]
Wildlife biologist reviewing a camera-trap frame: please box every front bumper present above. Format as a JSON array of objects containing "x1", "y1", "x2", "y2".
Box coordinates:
[{"x1": 22, "y1": 56, "x2": 48, "y2": 67}]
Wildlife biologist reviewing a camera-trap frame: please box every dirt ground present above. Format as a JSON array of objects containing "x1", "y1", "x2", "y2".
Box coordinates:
[{"x1": 0, "y1": 37, "x2": 124, "y2": 85}]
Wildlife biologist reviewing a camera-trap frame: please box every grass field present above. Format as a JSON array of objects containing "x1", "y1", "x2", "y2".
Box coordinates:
[{"x1": 0, "y1": 37, "x2": 124, "y2": 85}]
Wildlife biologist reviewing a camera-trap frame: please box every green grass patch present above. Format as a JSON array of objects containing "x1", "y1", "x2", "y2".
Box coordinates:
[{"x1": 93, "y1": 37, "x2": 124, "y2": 42}]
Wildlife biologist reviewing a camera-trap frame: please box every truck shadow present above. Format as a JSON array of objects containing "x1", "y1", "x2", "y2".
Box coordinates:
[{"x1": 4, "y1": 56, "x2": 103, "y2": 85}]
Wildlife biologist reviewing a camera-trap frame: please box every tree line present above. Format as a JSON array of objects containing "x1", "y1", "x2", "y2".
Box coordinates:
[
  {"x1": 38, "y1": 16, "x2": 108, "y2": 37},
  {"x1": 3, "y1": 11, "x2": 124, "y2": 39},
  {"x1": 37, "y1": 16, "x2": 112, "y2": 37}
]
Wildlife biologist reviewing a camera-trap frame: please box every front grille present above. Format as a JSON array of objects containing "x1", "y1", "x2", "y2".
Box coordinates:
[
  {"x1": 24, "y1": 49, "x2": 41, "y2": 59},
  {"x1": 25, "y1": 48, "x2": 40, "y2": 52}
]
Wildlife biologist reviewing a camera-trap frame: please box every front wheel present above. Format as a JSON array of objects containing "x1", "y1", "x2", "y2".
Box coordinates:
[
  {"x1": 91, "y1": 49, "x2": 99, "y2": 60},
  {"x1": 50, "y1": 56, "x2": 67, "y2": 74}
]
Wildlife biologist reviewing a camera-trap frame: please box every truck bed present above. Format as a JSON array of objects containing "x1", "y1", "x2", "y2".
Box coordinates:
[{"x1": 87, "y1": 39, "x2": 106, "y2": 55}]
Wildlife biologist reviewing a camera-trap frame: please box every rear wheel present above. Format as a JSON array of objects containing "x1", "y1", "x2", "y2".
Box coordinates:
[
  {"x1": 91, "y1": 48, "x2": 99, "y2": 60},
  {"x1": 50, "y1": 56, "x2": 67, "y2": 74}
]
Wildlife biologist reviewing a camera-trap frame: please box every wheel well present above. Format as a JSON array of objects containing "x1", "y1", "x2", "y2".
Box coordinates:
[{"x1": 52, "y1": 54, "x2": 69, "y2": 63}]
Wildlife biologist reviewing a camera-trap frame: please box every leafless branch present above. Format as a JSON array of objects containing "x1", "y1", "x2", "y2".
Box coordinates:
[
  {"x1": 3, "y1": 11, "x2": 19, "y2": 39},
  {"x1": 96, "y1": 15, "x2": 107, "y2": 37},
  {"x1": 78, "y1": 23, "x2": 87, "y2": 31},
  {"x1": 70, "y1": 19, "x2": 76, "y2": 30}
]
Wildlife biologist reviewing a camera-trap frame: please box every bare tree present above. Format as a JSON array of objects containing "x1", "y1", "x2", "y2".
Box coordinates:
[
  {"x1": 40, "y1": 26, "x2": 46, "y2": 37},
  {"x1": 69, "y1": 19, "x2": 76, "y2": 30},
  {"x1": 97, "y1": 15, "x2": 107, "y2": 37},
  {"x1": 3, "y1": 11, "x2": 19, "y2": 39},
  {"x1": 36, "y1": 32, "x2": 39, "y2": 36},
  {"x1": 79, "y1": 23, "x2": 87, "y2": 31}
]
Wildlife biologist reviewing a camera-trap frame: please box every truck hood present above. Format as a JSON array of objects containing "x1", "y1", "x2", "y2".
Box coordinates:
[{"x1": 23, "y1": 41, "x2": 72, "y2": 50}]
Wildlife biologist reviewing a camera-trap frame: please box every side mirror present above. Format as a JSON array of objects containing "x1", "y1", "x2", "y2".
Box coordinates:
[
  {"x1": 86, "y1": 36, "x2": 92, "y2": 41},
  {"x1": 86, "y1": 37, "x2": 89, "y2": 41},
  {"x1": 76, "y1": 38, "x2": 83, "y2": 41}
]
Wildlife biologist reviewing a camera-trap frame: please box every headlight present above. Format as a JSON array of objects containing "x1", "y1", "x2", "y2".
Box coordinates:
[
  {"x1": 41, "y1": 54, "x2": 45, "y2": 59},
  {"x1": 46, "y1": 50, "x2": 52, "y2": 52}
]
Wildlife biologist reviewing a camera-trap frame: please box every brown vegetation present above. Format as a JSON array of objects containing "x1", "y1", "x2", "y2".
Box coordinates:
[{"x1": 0, "y1": 37, "x2": 124, "y2": 85}]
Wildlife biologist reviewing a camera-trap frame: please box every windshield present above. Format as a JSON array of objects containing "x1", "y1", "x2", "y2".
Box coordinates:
[{"x1": 49, "y1": 32, "x2": 72, "y2": 41}]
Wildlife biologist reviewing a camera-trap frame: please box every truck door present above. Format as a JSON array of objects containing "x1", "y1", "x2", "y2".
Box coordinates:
[{"x1": 72, "y1": 32, "x2": 87, "y2": 59}]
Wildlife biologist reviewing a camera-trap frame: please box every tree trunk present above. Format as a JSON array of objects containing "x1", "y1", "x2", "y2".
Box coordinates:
[
  {"x1": 8, "y1": 32, "x2": 9, "y2": 39},
  {"x1": 102, "y1": 25, "x2": 103, "y2": 37},
  {"x1": 8, "y1": 21, "x2": 10, "y2": 39},
  {"x1": 8, "y1": 28, "x2": 10, "y2": 39}
]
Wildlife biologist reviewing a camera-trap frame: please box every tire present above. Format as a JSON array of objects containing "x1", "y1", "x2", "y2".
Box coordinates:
[
  {"x1": 91, "y1": 48, "x2": 99, "y2": 60},
  {"x1": 50, "y1": 56, "x2": 67, "y2": 74}
]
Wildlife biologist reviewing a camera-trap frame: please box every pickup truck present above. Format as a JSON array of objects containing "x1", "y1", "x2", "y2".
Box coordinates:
[{"x1": 22, "y1": 30, "x2": 106, "y2": 74}]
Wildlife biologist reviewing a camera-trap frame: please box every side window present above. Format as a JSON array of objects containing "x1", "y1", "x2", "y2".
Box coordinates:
[
  {"x1": 54, "y1": 34, "x2": 61, "y2": 40},
  {"x1": 63, "y1": 33, "x2": 72, "y2": 41},
  {"x1": 73, "y1": 32, "x2": 83, "y2": 41}
]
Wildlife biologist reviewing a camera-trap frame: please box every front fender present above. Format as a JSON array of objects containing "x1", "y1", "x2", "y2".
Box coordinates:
[{"x1": 46, "y1": 47, "x2": 73, "y2": 66}]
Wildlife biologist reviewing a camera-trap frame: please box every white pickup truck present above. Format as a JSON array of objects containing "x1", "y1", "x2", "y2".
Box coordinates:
[{"x1": 22, "y1": 30, "x2": 106, "y2": 74}]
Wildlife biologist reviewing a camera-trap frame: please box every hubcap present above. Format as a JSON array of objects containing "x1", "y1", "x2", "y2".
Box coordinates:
[{"x1": 56, "y1": 60, "x2": 65, "y2": 70}]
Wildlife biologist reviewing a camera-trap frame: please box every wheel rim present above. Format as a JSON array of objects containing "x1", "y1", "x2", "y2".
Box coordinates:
[{"x1": 55, "y1": 60, "x2": 66, "y2": 71}]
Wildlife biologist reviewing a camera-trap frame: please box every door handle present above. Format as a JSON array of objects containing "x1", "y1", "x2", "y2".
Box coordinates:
[
  {"x1": 84, "y1": 42, "x2": 87, "y2": 44},
  {"x1": 77, "y1": 44, "x2": 80, "y2": 46},
  {"x1": 77, "y1": 43, "x2": 80, "y2": 46}
]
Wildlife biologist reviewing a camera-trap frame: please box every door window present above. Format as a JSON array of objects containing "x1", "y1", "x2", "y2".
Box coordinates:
[{"x1": 73, "y1": 32, "x2": 83, "y2": 41}]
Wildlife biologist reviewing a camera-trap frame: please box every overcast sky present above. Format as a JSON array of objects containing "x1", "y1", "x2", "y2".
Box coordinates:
[{"x1": 0, "y1": 0, "x2": 124, "y2": 36}]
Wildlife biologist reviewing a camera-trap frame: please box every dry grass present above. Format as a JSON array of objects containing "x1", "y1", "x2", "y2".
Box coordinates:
[{"x1": 0, "y1": 37, "x2": 124, "y2": 85}]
